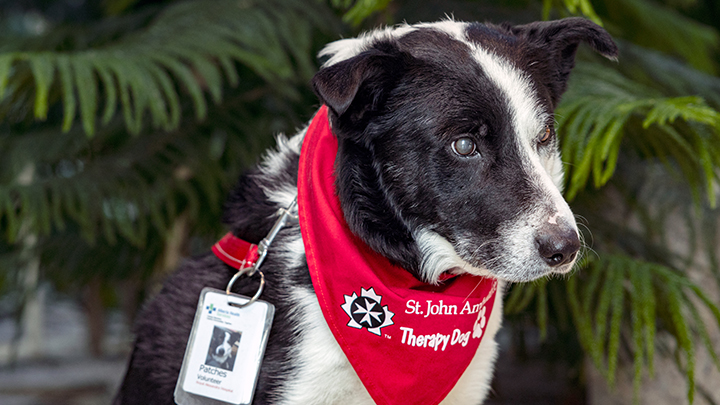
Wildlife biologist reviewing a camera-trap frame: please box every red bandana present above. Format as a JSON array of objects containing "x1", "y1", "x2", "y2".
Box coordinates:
[{"x1": 297, "y1": 105, "x2": 499, "y2": 405}]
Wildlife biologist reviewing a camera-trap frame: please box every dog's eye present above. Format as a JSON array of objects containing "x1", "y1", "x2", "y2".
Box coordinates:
[
  {"x1": 539, "y1": 126, "x2": 553, "y2": 145},
  {"x1": 452, "y1": 137, "x2": 477, "y2": 156}
]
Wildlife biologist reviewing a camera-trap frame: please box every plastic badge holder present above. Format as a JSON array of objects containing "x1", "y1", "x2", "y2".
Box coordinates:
[{"x1": 174, "y1": 288, "x2": 274, "y2": 405}]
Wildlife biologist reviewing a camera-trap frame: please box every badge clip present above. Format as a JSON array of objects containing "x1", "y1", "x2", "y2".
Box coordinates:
[
  {"x1": 175, "y1": 198, "x2": 296, "y2": 404},
  {"x1": 223, "y1": 197, "x2": 297, "y2": 308}
]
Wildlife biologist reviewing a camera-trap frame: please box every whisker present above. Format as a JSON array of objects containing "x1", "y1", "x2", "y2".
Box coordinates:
[
  {"x1": 462, "y1": 279, "x2": 484, "y2": 304},
  {"x1": 466, "y1": 237, "x2": 500, "y2": 260}
]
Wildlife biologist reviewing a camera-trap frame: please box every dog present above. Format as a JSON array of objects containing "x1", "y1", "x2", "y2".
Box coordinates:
[
  {"x1": 114, "y1": 17, "x2": 617, "y2": 405},
  {"x1": 205, "y1": 326, "x2": 241, "y2": 371}
]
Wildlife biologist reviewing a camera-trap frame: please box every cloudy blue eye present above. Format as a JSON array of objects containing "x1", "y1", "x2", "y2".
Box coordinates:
[{"x1": 452, "y1": 137, "x2": 477, "y2": 156}]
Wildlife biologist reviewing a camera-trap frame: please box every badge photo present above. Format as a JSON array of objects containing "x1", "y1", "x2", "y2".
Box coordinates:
[{"x1": 174, "y1": 288, "x2": 274, "y2": 405}]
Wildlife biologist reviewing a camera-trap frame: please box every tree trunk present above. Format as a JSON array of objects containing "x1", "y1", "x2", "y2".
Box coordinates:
[{"x1": 84, "y1": 277, "x2": 105, "y2": 358}]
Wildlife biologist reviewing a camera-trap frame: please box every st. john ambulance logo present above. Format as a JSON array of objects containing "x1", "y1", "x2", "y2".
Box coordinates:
[{"x1": 341, "y1": 287, "x2": 394, "y2": 336}]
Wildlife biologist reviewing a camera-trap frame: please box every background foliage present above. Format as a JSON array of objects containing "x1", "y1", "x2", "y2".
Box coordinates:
[{"x1": 1, "y1": 0, "x2": 720, "y2": 403}]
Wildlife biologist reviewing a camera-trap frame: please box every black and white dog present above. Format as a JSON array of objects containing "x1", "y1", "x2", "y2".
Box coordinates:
[
  {"x1": 205, "y1": 326, "x2": 241, "y2": 371},
  {"x1": 115, "y1": 18, "x2": 616, "y2": 405}
]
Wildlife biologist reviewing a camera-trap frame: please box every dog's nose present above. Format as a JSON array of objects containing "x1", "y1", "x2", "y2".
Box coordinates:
[
  {"x1": 536, "y1": 227, "x2": 580, "y2": 267},
  {"x1": 217, "y1": 348, "x2": 225, "y2": 356}
]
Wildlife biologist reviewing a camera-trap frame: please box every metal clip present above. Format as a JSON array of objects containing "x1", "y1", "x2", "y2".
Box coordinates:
[
  {"x1": 253, "y1": 197, "x2": 298, "y2": 270},
  {"x1": 225, "y1": 197, "x2": 298, "y2": 307}
]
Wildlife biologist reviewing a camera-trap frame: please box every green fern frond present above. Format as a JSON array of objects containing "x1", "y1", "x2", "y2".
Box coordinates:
[
  {"x1": 616, "y1": 42, "x2": 720, "y2": 108},
  {"x1": 536, "y1": 278, "x2": 549, "y2": 339},
  {"x1": 504, "y1": 278, "x2": 552, "y2": 340},
  {"x1": 636, "y1": 264, "x2": 656, "y2": 376},
  {"x1": 599, "y1": 0, "x2": 719, "y2": 74},
  {"x1": 642, "y1": 96, "x2": 720, "y2": 128},
  {"x1": 653, "y1": 266, "x2": 696, "y2": 402},
  {"x1": 592, "y1": 261, "x2": 615, "y2": 361},
  {"x1": 27, "y1": 53, "x2": 54, "y2": 120},
  {"x1": 567, "y1": 255, "x2": 720, "y2": 403},
  {"x1": 0, "y1": 71, "x2": 299, "y2": 246},
  {"x1": 567, "y1": 271, "x2": 606, "y2": 372},
  {"x1": 629, "y1": 269, "x2": 646, "y2": 402},
  {"x1": 505, "y1": 280, "x2": 540, "y2": 314},
  {"x1": 685, "y1": 296, "x2": 720, "y2": 383},
  {"x1": 606, "y1": 258, "x2": 625, "y2": 387},
  {"x1": 0, "y1": 0, "x2": 328, "y2": 137},
  {"x1": 0, "y1": 122, "x2": 216, "y2": 244},
  {"x1": 558, "y1": 61, "x2": 720, "y2": 206},
  {"x1": 330, "y1": 0, "x2": 393, "y2": 26}
]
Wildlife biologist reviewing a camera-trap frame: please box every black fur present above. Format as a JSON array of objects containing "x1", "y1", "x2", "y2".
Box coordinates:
[
  {"x1": 115, "y1": 18, "x2": 616, "y2": 405},
  {"x1": 114, "y1": 162, "x2": 308, "y2": 404}
]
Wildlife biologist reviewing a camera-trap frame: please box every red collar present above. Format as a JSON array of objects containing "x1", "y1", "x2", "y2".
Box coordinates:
[{"x1": 212, "y1": 233, "x2": 258, "y2": 270}]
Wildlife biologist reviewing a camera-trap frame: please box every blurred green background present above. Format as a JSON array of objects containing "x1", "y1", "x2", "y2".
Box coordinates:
[{"x1": 1, "y1": 0, "x2": 720, "y2": 404}]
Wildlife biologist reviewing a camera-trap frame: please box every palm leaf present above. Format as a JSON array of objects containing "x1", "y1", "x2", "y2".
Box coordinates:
[
  {"x1": 330, "y1": 0, "x2": 393, "y2": 26},
  {"x1": 566, "y1": 255, "x2": 720, "y2": 403},
  {"x1": 558, "y1": 58, "x2": 720, "y2": 206},
  {"x1": 598, "y1": 0, "x2": 720, "y2": 74},
  {"x1": 0, "y1": 0, "x2": 331, "y2": 136}
]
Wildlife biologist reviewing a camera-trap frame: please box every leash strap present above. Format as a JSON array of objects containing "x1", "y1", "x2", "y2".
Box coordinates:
[{"x1": 212, "y1": 233, "x2": 259, "y2": 270}]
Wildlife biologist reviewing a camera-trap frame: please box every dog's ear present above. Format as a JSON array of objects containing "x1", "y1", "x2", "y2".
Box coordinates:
[
  {"x1": 508, "y1": 17, "x2": 618, "y2": 105},
  {"x1": 312, "y1": 44, "x2": 404, "y2": 126}
]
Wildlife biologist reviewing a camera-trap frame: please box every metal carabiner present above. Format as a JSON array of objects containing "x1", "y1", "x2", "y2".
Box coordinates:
[{"x1": 224, "y1": 197, "x2": 297, "y2": 307}]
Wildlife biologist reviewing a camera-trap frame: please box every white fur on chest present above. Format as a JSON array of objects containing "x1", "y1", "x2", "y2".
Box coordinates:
[{"x1": 276, "y1": 282, "x2": 505, "y2": 405}]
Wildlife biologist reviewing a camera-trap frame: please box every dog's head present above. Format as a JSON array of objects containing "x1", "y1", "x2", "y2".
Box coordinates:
[
  {"x1": 311, "y1": 18, "x2": 617, "y2": 283},
  {"x1": 210, "y1": 327, "x2": 240, "y2": 364}
]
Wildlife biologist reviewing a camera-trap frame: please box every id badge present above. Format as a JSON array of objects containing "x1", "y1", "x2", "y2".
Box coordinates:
[{"x1": 174, "y1": 287, "x2": 274, "y2": 405}]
